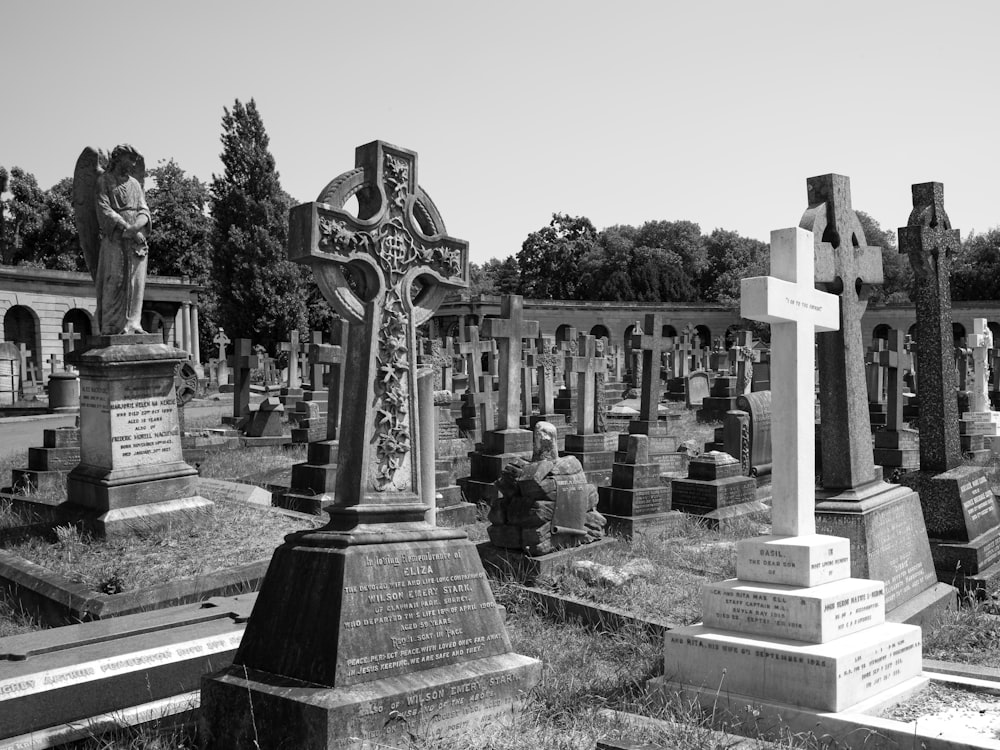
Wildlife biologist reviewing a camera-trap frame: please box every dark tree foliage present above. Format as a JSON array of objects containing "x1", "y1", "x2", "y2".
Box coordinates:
[
  {"x1": 952, "y1": 227, "x2": 1000, "y2": 301},
  {"x1": 517, "y1": 213, "x2": 598, "y2": 299},
  {"x1": 146, "y1": 159, "x2": 213, "y2": 282},
  {"x1": 470, "y1": 256, "x2": 521, "y2": 296},
  {"x1": 700, "y1": 228, "x2": 768, "y2": 306},
  {"x1": 0, "y1": 169, "x2": 82, "y2": 271},
  {"x1": 1, "y1": 167, "x2": 46, "y2": 265},
  {"x1": 856, "y1": 210, "x2": 911, "y2": 305},
  {"x1": 210, "y1": 99, "x2": 310, "y2": 346}
]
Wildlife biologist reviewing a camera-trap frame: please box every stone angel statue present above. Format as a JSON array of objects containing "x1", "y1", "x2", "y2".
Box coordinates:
[{"x1": 73, "y1": 144, "x2": 150, "y2": 335}]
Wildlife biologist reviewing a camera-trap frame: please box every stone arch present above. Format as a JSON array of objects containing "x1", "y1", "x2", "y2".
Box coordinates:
[
  {"x1": 871, "y1": 323, "x2": 890, "y2": 342},
  {"x1": 907, "y1": 323, "x2": 918, "y2": 341},
  {"x1": 62, "y1": 308, "x2": 94, "y2": 339},
  {"x1": 662, "y1": 324, "x2": 677, "y2": 338},
  {"x1": 989, "y1": 322, "x2": 1000, "y2": 346},
  {"x1": 589, "y1": 324, "x2": 610, "y2": 341},
  {"x1": 953, "y1": 322, "x2": 966, "y2": 345},
  {"x1": 695, "y1": 325, "x2": 711, "y2": 348},
  {"x1": 555, "y1": 324, "x2": 576, "y2": 346},
  {"x1": 724, "y1": 324, "x2": 742, "y2": 348},
  {"x1": 143, "y1": 310, "x2": 167, "y2": 342},
  {"x1": 3, "y1": 304, "x2": 40, "y2": 370}
]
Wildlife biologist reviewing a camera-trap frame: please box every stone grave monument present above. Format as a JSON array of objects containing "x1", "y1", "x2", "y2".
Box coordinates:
[
  {"x1": 872, "y1": 328, "x2": 920, "y2": 478},
  {"x1": 527, "y1": 331, "x2": 571, "y2": 449},
  {"x1": 597, "y1": 433, "x2": 679, "y2": 536},
  {"x1": 865, "y1": 337, "x2": 888, "y2": 429},
  {"x1": 803, "y1": 174, "x2": 952, "y2": 622},
  {"x1": 660, "y1": 226, "x2": 925, "y2": 721},
  {"x1": 212, "y1": 328, "x2": 231, "y2": 388},
  {"x1": 455, "y1": 324, "x2": 496, "y2": 443},
  {"x1": 5, "y1": 424, "x2": 80, "y2": 501},
  {"x1": 898, "y1": 183, "x2": 1000, "y2": 591},
  {"x1": 669, "y1": 450, "x2": 760, "y2": 526},
  {"x1": 220, "y1": 338, "x2": 258, "y2": 428},
  {"x1": 201, "y1": 140, "x2": 540, "y2": 748},
  {"x1": 561, "y1": 332, "x2": 615, "y2": 486},
  {"x1": 959, "y1": 318, "x2": 1000, "y2": 454}
]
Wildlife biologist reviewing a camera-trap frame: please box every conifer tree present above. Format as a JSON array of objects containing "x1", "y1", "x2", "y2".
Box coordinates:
[{"x1": 210, "y1": 98, "x2": 308, "y2": 345}]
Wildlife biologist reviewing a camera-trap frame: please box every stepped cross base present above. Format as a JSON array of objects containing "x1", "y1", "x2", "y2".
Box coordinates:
[{"x1": 201, "y1": 524, "x2": 540, "y2": 749}]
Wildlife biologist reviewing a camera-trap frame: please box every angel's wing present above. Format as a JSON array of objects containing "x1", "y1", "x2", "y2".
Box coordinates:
[
  {"x1": 132, "y1": 154, "x2": 145, "y2": 189},
  {"x1": 72, "y1": 147, "x2": 102, "y2": 281}
]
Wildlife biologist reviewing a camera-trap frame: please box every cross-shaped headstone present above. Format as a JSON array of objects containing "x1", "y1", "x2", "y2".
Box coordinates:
[
  {"x1": 567, "y1": 333, "x2": 608, "y2": 435},
  {"x1": 904, "y1": 334, "x2": 918, "y2": 390},
  {"x1": 531, "y1": 333, "x2": 560, "y2": 416},
  {"x1": 955, "y1": 339, "x2": 972, "y2": 393},
  {"x1": 279, "y1": 329, "x2": 302, "y2": 389},
  {"x1": 482, "y1": 295, "x2": 539, "y2": 431},
  {"x1": 228, "y1": 338, "x2": 259, "y2": 421},
  {"x1": 733, "y1": 331, "x2": 760, "y2": 395},
  {"x1": 879, "y1": 329, "x2": 905, "y2": 433},
  {"x1": 306, "y1": 330, "x2": 328, "y2": 391},
  {"x1": 631, "y1": 313, "x2": 672, "y2": 422},
  {"x1": 519, "y1": 339, "x2": 535, "y2": 420},
  {"x1": 59, "y1": 323, "x2": 82, "y2": 365},
  {"x1": 672, "y1": 334, "x2": 693, "y2": 379},
  {"x1": 309, "y1": 322, "x2": 349, "y2": 441},
  {"x1": 800, "y1": 174, "x2": 883, "y2": 490},
  {"x1": 967, "y1": 319, "x2": 993, "y2": 414},
  {"x1": 864, "y1": 338, "x2": 888, "y2": 404},
  {"x1": 741, "y1": 227, "x2": 839, "y2": 536},
  {"x1": 214, "y1": 328, "x2": 231, "y2": 360},
  {"x1": 899, "y1": 183, "x2": 962, "y2": 471},
  {"x1": 459, "y1": 325, "x2": 496, "y2": 433},
  {"x1": 288, "y1": 140, "x2": 468, "y2": 510},
  {"x1": 47, "y1": 353, "x2": 60, "y2": 375},
  {"x1": 557, "y1": 327, "x2": 578, "y2": 389}
]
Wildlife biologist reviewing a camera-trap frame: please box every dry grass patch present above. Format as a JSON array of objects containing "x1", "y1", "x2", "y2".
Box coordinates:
[
  {"x1": 6, "y1": 499, "x2": 323, "y2": 594},
  {"x1": 923, "y1": 594, "x2": 1000, "y2": 667}
]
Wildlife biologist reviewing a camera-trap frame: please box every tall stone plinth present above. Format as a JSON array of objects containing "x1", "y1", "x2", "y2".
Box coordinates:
[
  {"x1": 460, "y1": 429, "x2": 533, "y2": 504},
  {"x1": 659, "y1": 534, "x2": 926, "y2": 715},
  {"x1": 562, "y1": 432, "x2": 615, "y2": 487},
  {"x1": 201, "y1": 529, "x2": 541, "y2": 749},
  {"x1": 900, "y1": 466, "x2": 1000, "y2": 591},
  {"x1": 872, "y1": 427, "x2": 919, "y2": 478},
  {"x1": 7, "y1": 426, "x2": 81, "y2": 497},
  {"x1": 273, "y1": 439, "x2": 339, "y2": 514},
  {"x1": 815, "y1": 481, "x2": 955, "y2": 624},
  {"x1": 615, "y1": 417, "x2": 686, "y2": 474},
  {"x1": 696, "y1": 375, "x2": 738, "y2": 422},
  {"x1": 597, "y1": 434, "x2": 680, "y2": 536},
  {"x1": 65, "y1": 335, "x2": 212, "y2": 536}
]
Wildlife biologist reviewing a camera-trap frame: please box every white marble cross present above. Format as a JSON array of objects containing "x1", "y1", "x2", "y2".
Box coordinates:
[{"x1": 741, "y1": 227, "x2": 839, "y2": 536}]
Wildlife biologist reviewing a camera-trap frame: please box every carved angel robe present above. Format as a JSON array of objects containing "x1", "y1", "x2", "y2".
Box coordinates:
[{"x1": 95, "y1": 171, "x2": 150, "y2": 334}]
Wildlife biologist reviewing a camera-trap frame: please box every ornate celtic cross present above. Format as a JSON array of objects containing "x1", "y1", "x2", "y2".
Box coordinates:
[{"x1": 288, "y1": 141, "x2": 468, "y2": 524}]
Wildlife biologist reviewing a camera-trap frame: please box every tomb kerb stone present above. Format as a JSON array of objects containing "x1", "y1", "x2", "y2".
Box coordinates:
[
  {"x1": 65, "y1": 334, "x2": 213, "y2": 537},
  {"x1": 803, "y1": 175, "x2": 951, "y2": 619},
  {"x1": 201, "y1": 140, "x2": 539, "y2": 749},
  {"x1": 897, "y1": 183, "x2": 1000, "y2": 590}
]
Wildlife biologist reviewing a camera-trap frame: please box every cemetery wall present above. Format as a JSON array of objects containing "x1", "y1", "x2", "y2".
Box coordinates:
[{"x1": 0, "y1": 266, "x2": 203, "y2": 379}]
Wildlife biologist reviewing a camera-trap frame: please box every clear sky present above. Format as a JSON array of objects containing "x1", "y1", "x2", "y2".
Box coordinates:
[{"x1": 3, "y1": 1, "x2": 998, "y2": 264}]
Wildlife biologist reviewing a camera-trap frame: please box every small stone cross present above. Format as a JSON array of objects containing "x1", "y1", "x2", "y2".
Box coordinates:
[
  {"x1": 967, "y1": 319, "x2": 994, "y2": 414},
  {"x1": 531, "y1": 333, "x2": 560, "y2": 416},
  {"x1": 864, "y1": 338, "x2": 888, "y2": 404},
  {"x1": 879, "y1": 329, "x2": 905, "y2": 433},
  {"x1": 47, "y1": 352, "x2": 60, "y2": 375},
  {"x1": 59, "y1": 324, "x2": 82, "y2": 373},
  {"x1": 213, "y1": 328, "x2": 231, "y2": 361},
  {"x1": 955, "y1": 339, "x2": 972, "y2": 393},
  {"x1": 733, "y1": 331, "x2": 760, "y2": 395},
  {"x1": 741, "y1": 227, "x2": 839, "y2": 536},
  {"x1": 279, "y1": 330, "x2": 302, "y2": 389},
  {"x1": 482, "y1": 295, "x2": 539, "y2": 432},
  {"x1": 519, "y1": 340, "x2": 535, "y2": 421},
  {"x1": 631, "y1": 313, "x2": 672, "y2": 422},
  {"x1": 567, "y1": 333, "x2": 608, "y2": 435},
  {"x1": 228, "y1": 338, "x2": 260, "y2": 421}
]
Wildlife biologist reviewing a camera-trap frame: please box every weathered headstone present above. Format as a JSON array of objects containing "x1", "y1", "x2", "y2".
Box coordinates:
[
  {"x1": 597, "y1": 434, "x2": 678, "y2": 536},
  {"x1": 733, "y1": 330, "x2": 760, "y2": 396},
  {"x1": 64, "y1": 332, "x2": 213, "y2": 537},
  {"x1": 213, "y1": 328, "x2": 231, "y2": 387},
  {"x1": 684, "y1": 370, "x2": 710, "y2": 409},
  {"x1": 0, "y1": 341, "x2": 20, "y2": 404},
  {"x1": 202, "y1": 140, "x2": 540, "y2": 749},
  {"x1": 898, "y1": 183, "x2": 1000, "y2": 591},
  {"x1": 527, "y1": 332, "x2": 570, "y2": 448},
  {"x1": 456, "y1": 324, "x2": 496, "y2": 443},
  {"x1": 222, "y1": 338, "x2": 258, "y2": 427},
  {"x1": 726, "y1": 390, "x2": 773, "y2": 477},
  {"x1": 662, "y1": 226, "x2": 924, "y2": 720},
  {"x1": 958, "y1": 318, "x2": 1000, "y2": 459},
  {"x1": 865, "y1": 338, "x2": 888, "y2": 429},
  {"x1": 278, "y1": 328, "x2": 303, "y2": 392},
  {"x1": 802, "y1": 174, "x2": 951, "y2": 620},
  {"x1": 6, "y1": 425, "x2": 81, "y2": 498},
  {"x1": 669, "y1": 450, "x2": 760, "y2": 526}
]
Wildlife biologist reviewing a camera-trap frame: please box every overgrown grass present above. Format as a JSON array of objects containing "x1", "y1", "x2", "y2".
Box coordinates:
[
  {"x1": 923, "y1": 592, "x2": 1000, "y2": 667},
  {"x1": 6, "y1": 499, "x2": 323, "y2": 594},
  {"x1": 0, "y1": 589, "x2": 42, "y2": 637},
  {"x1": 197, "y1": 443, "x2": 306, "y2": 485}
]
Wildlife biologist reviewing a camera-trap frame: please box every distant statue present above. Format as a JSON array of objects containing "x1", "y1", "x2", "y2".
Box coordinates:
[{"x1": 73, "y1": 144, "x2": 150, "y2": 335}]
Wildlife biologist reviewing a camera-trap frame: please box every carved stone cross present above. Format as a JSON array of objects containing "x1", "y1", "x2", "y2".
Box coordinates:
[
  {"x1": 898, "y1": 182, "x2": 962, "y2": 472},
  {"x1": 459, "y1": 325, "x2": 495, "y2": 434},
  {"x1": 967, "y1": 319, "x2": 993, "y2": 414},
  {"x1": 482, "y1": 295, "x2": 539, "y2": 432},
  {"x1": 288, "y1": 141, "x2": 468, "y2": 520},
  {"x1": 568, "y1": 333, "x2": 608, "y2": 435},
  {"x1": 800, "y1": 174, "x2": 883, "y2": 490},
  {"x1": 733, "y1": 330, "x2": 760, "y2": 395},
  {"x1": 879, "y1": 329, "x2": 905, "y2": 433},
  {"x1": 279, "y1": 329, "x2": 302, "y2": 389},
  {"x1": 59, "y1": 323, "x2": 82, "y2": 373},
  {"x1": 531, "y1": 333, "x2": 559, "y2": 416},
  {"x1": 865, "y1": 338, "x2": 888, "y2": 404},
  {"x1": 213, "y1": 328, "x2": 231, "y2": 360},
  {"x1": 228, "y1": 338, "x2": 259, "y2": 421},
  {"x1": 741, "y1": 227, "x2": 839, "y2": 536},
  {"x1": 47, "y1": 352, "x2": 60, "y2": 375},
  {"x1": 631, "y1": 313, "x2": 671, "y2": 422}
]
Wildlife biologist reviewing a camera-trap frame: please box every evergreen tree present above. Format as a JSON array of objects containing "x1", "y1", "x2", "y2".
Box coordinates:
[
  {"x1": 147, "y1": 159, "x2": 213, "y2": 282},
  {"x1": 210, "y1": 99, "x2": 309, "y2": 346}
]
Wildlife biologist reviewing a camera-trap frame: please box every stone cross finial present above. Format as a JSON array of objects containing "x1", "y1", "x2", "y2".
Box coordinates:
[
  {"x1": 47, "y1": 352, "x2": 60, "y2": 375},
  {"x1": 898, "y1": 182, "x2": 962, "y2": 472},
  {"x1": 531, "y1": 333, "x2": 559, "y2": 415},
  {"x1": 567, "y1": 333, "x2": 608, "y2": 435},
  {"x1": 742, "y1": 227, "x2": 839, "y2": 536},
  {"x1": 309, "y1": 323, "x2": 348, "y2": 441},
  {"x1": 482, "y1": 295, "x2": 539, "y2": 432},
  {"x1": 213, "y1": 328, "x2": 231, "y2": 360},
  {"x1": 800, "y1": 174, "x2": 882, "y2": 490},
  {"x1": 228, "y1": 338, "x2": 260, "y2": 421},
  {"x1": 865, "y1": 338, "x2": 888, "y2": 404},
  {"x1": 733, "y1": 331, "x2": 760, "y2": 395},
  {"x1": 459, "y1": 325, "x2": 496, "y2": 433},
  {"x1": 59, "y1": 323, "x2": 82, "y2": 355},
  {"x1": 288, "y1": 141, "x2": 468, "y2": 517},
  {"x1": 631, "y1": 313, "x2": 671, "y2": 422}
]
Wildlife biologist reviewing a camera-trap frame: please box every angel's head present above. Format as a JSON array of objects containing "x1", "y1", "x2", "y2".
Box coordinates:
[{"x1": 109, "y1": 144, "x2": 142, "y2": 176}]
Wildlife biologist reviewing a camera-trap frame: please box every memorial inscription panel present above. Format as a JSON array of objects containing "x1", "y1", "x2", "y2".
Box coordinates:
[{"x1": 336, "y1": 541, "x2": 509, "y2": 685}]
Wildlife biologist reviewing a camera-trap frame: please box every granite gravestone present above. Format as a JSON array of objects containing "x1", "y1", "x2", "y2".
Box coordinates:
[
  {"x1": 456, "y1": 324, "x2": 496, "y2": 444},
  {"x1": 898, "y1": 184, "x2": 1000, "y2": 590},
  {"x1": 562, "y1": 333, "x2": 614, "y2": 486},
  {"x1": 872, "y1": 329, "x2": 919, "y2": 477},
  {"x1": 662, "y1": 226, "x2": 924, "y2": 717},
  {"x1": 201, "y1": 142, "x2": 540, "y2": 749},
  {"x1": 802, "y1": 174, "x2": 951, "y2": 621},
  {"x1": 596, "y1": 433, "x2": 678, "y2": 536},
  {"x1": 527, "y1": 332, "x2": 571, "y2": 449}
]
